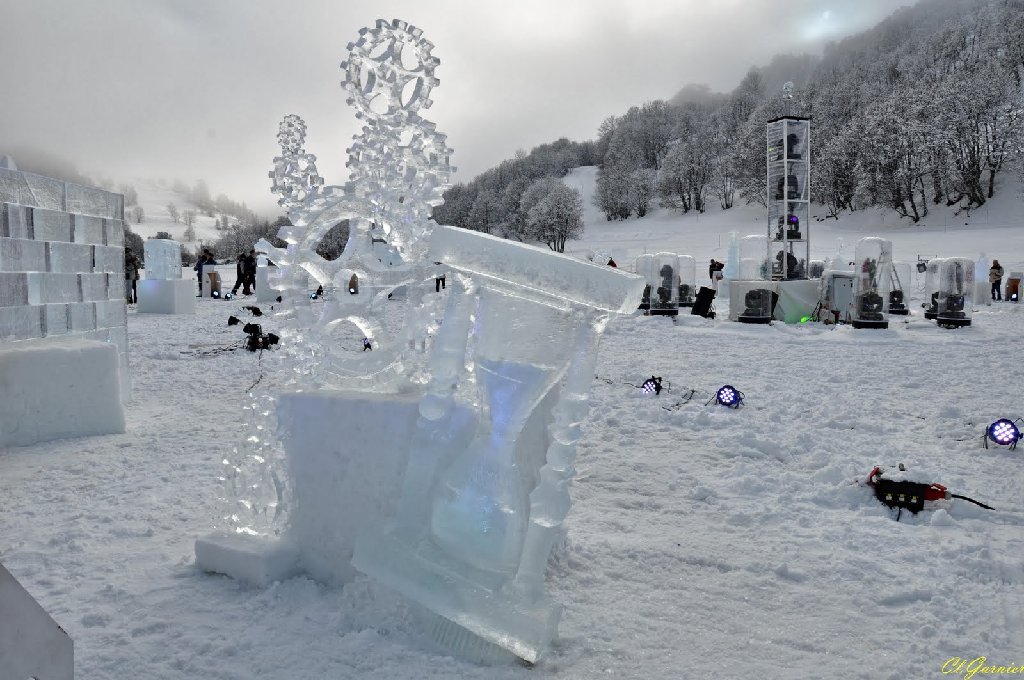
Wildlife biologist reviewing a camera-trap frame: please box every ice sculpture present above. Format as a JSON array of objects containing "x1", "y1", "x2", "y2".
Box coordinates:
[
  {"x1": 201, "y1": 17, "x2": 644, "y2": 665},
  {"x1": 353, "y1": 226, "x2": 644, "y2": 663}
]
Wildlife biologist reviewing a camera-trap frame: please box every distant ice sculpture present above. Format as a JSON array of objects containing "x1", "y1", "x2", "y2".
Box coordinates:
[
  {"x1": 143, "y1": 239, "x2": 181, "y2": 280},
  {"x1": 205, "y1": 17, "x2": 644, "y2": 666}
]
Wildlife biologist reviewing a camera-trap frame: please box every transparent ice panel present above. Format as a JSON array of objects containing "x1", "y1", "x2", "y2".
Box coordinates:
[
  {"x1": 144, "y1": 239, "x2": 182, "y2": 280},
  {"x1": 648, "y1": 252, "x2": 679, "y2": 313},
  {"x1": 678, "y1": 255, "x2": 696, "y2": 305},
  {"x1": 936, "y1": 257, "x2": 974, "y2": 323}
]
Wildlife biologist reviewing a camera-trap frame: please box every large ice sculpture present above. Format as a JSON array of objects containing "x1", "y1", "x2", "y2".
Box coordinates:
[
  {"x1": 353, "y1": 226, "x2": 644, "y2": 663},
  {"x1": 201, "y1": 16, "x2": 644, "y2": 666}
]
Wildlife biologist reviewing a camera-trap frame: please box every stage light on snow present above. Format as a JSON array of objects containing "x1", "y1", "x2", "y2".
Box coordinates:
[
  {"x1": 225, "y1": 292, "x2": 233, "y2": 300},
  {"x1": 212, "y1": 290, "x2": 221, "y2": 299},
  {"x1": 715, "y1": 385, "x2": 742, "y2": 408},
  {"x1": 985, "y1": 418, "x2": 1021, "y2": 449},
  {"x1": 641, "y1": 376, "x2": 662, "y2": 395}
]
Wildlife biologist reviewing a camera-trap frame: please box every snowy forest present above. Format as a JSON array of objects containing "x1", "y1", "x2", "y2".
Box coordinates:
[{"x1": 432, "y1": 0, "x2": 1024, "y2": 237}]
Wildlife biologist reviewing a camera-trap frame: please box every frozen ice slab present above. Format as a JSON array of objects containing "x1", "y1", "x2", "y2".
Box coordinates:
[
  {"x1": 428, "y1": 225, "x2": 645, "y2": 313},
  {"x1": 354, "y1": 228, "x2": 642, "y2": 663},
  {"x1": 0, "y1": 337, "x2": 125, "y2": 447},
  {"x1": 143, "y1": 238, "x2": 182, "y2": 280},
  {"x1": 137, "y1": 279, "x2": 196, "y2": 314},
  {"x1": 195, "y1": 533, "x2": 300, "y2": 588}
]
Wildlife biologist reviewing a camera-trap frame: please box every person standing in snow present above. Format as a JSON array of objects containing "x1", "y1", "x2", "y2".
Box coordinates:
[
  {"x1": 195, "y1": 249, "x2": 215, "y2": 295},
  {"x1": 243, "y1": 249, "x2": 258, "y2": 295},
  {"x1": 990, "y1": 259, "x2": 1005, "y2": 301},
  {"x1": 125, "y1": 250, "x2": 141, "y2": 304},
  {"x1": 231, "y1": 252, "x2": 246, "y2": 296}
]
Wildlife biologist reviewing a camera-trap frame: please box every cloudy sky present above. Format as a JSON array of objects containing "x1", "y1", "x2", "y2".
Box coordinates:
[{"x1": 0, "y1": 0, "x2": 913, "y2": 216}]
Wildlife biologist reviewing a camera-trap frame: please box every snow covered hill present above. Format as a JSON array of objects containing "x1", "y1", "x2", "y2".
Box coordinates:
[{"x1": 123, "y1": 178, "x2": 246, "y2": 250}]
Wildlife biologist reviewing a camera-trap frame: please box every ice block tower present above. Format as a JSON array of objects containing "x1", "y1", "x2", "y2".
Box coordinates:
[{"x1": 353, "y1": 226, "x2": 644, "y2": 663}]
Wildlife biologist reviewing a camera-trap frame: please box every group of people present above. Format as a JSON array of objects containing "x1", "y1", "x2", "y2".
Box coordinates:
[{"x1": 231, "y1": 250, "x2": 259, "y2": 296}]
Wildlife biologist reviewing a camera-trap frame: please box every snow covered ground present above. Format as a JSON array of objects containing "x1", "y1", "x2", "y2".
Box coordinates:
[{"x1": 4, "y1": 180, "x2": 1024, "y2": 678}]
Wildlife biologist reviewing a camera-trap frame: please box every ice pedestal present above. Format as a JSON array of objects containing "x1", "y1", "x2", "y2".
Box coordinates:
[
  {"x1": 0, "y1": 338, "x2": 125, "y2": 447},
  {"x1": 352, "y1": 226, "x2": 643, "y2": 663},
  {"x1": 137, "y1": 279, "x2": 196, "y2": 314}
]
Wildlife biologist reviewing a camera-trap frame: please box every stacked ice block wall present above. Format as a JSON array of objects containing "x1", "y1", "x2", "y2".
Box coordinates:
[{"x1": 0, "y1": 167, "x2": 129, "y2": 394}]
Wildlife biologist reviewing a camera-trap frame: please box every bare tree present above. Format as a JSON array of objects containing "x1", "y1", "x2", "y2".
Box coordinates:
[
  {"x1": 167, "y1": 202, "x2": 179, "y2": 223},
  {"x1": 131, "y1": 205, "x2": 145, "y2": 224}
]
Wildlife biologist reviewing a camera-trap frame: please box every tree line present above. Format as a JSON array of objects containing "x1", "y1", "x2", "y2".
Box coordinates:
[{"x1": 434, "y1": 0, "x2": 1024, "y2": 236}]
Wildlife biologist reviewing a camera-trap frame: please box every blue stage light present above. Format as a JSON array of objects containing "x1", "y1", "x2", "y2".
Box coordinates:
[
  {"x1": 641, "y1": 376, "x2": 662, "y2": 395},
  {"x1": 715, "y1": 385, "x2": 742, "y2": 408},
  {"x1": 985, "y1": 418, "x2": 1021, "y2": 449}
]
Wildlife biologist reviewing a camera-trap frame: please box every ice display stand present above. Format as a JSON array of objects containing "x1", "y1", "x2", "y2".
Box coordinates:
[
  {"x1": 851, "y1": 237, "x2": 893, "y2": 329},
  {"x1": 634, "y1": 253, "x2": 653, "y2": 311},
  {"x1": 923, "y1": 258, "x2": 945, "y2": 320},
  {"x1": 734, "y1": 235, "x2": 772, "y2": 323},
  {"x1": 677, "y1": 255, "x2": 696, "y2": 307},
  {"x1": 767, "y1": 116, "x2": 810, "y2": 281},
  {"x1": 936, "y1": 257, "x2": 974, "y2": 328},
  {"x1": 647, "y1": 252, "x2": 680, "y2": 316},
  {"x1": 138, "y1": 238, "x2": 195, "y2": 314},
  {"x1": 0, "y1": 561, "x2": 73, "y2": 680},
  {"x1": 889, "y1": 261, "x2": 911, "y2": 315}
]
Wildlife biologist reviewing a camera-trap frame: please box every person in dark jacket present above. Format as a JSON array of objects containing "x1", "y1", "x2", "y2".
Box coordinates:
[
  {"x1": 990, "y1": 259, "x2": 1005, "y2": 301},
  {"x1": 194, "y1": 249, "x2": 215, "y2": 294},
  {"x1": 125, "y1": 250, "x2": 141, "y2": 304},
  {"x1": 242, "y1": 249, "x2": 258, "y2": 295},
  {"x1": 231, "y1": 252, "x2": 246, "y2": 295}
]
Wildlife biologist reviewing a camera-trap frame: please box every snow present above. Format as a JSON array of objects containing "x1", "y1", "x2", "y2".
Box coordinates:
[{"x1": 3, "y1": 171, "x2": 1024, "y2": 678}]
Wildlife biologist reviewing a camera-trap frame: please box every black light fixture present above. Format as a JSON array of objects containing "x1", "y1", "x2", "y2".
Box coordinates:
[
  {"x1": 984, "y1": 418, "x2": 1022, "y2": 449},
  {"x1": 211, "y1": 290, "x2": 221, "y2": 299},
  {"x1": 713, "y1": 385, "x2": 743, "y2": 408},
  {"x1": 228, "y1": 315, "x2": 240, "y2": 326},
  {"x1": 225, "y1": 292, "x2": 233, "y2": 300},
  {"x1": 641, "y1": 376, "x2": 663, "y2": 395}
]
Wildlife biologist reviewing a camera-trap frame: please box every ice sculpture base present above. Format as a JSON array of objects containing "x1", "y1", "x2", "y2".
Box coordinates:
[
  {"x1": 0, "y1": 338, "x2": 125, "y2": 447},
  {"x1": 277, "y1": 390, "x2": 422, "y2": 585},
  {"x1": 352, "y1": 531, "x2": 559, "y2": 664},
  {"x1": 137, "y1": 279, "x2": 196, "y2": 314},
  {"x1": 194, "y1": 532, "x2": 300, "y2": 587},
  {"x1": 255, "y1": 267, "x2": 277, "y2": 302}
]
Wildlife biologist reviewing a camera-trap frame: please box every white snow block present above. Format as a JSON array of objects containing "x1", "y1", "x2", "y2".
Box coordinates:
[
  {"x1": 276, "y1": 390, "x2": 421, "y2": 585},
  {"x1": 255, "y1": 267, "x2": 277, "y2": 302},
  {"x1": 0, "y1": 561, "x2": 73, "y2": 680},
  {"x1": 194, "y1": 533, "x2": 300, "y2": 588},
  {"x1": 0, "y1": 338, "x2": 125, "y2": 447},
  {"x1": 137, "y1": 279, "x2": 196, "y2": 314}
]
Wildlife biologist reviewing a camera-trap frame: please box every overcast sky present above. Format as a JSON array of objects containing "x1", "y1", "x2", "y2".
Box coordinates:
[{"x1": 0, "y1": 0, "x2": 914, "y2": 216}]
